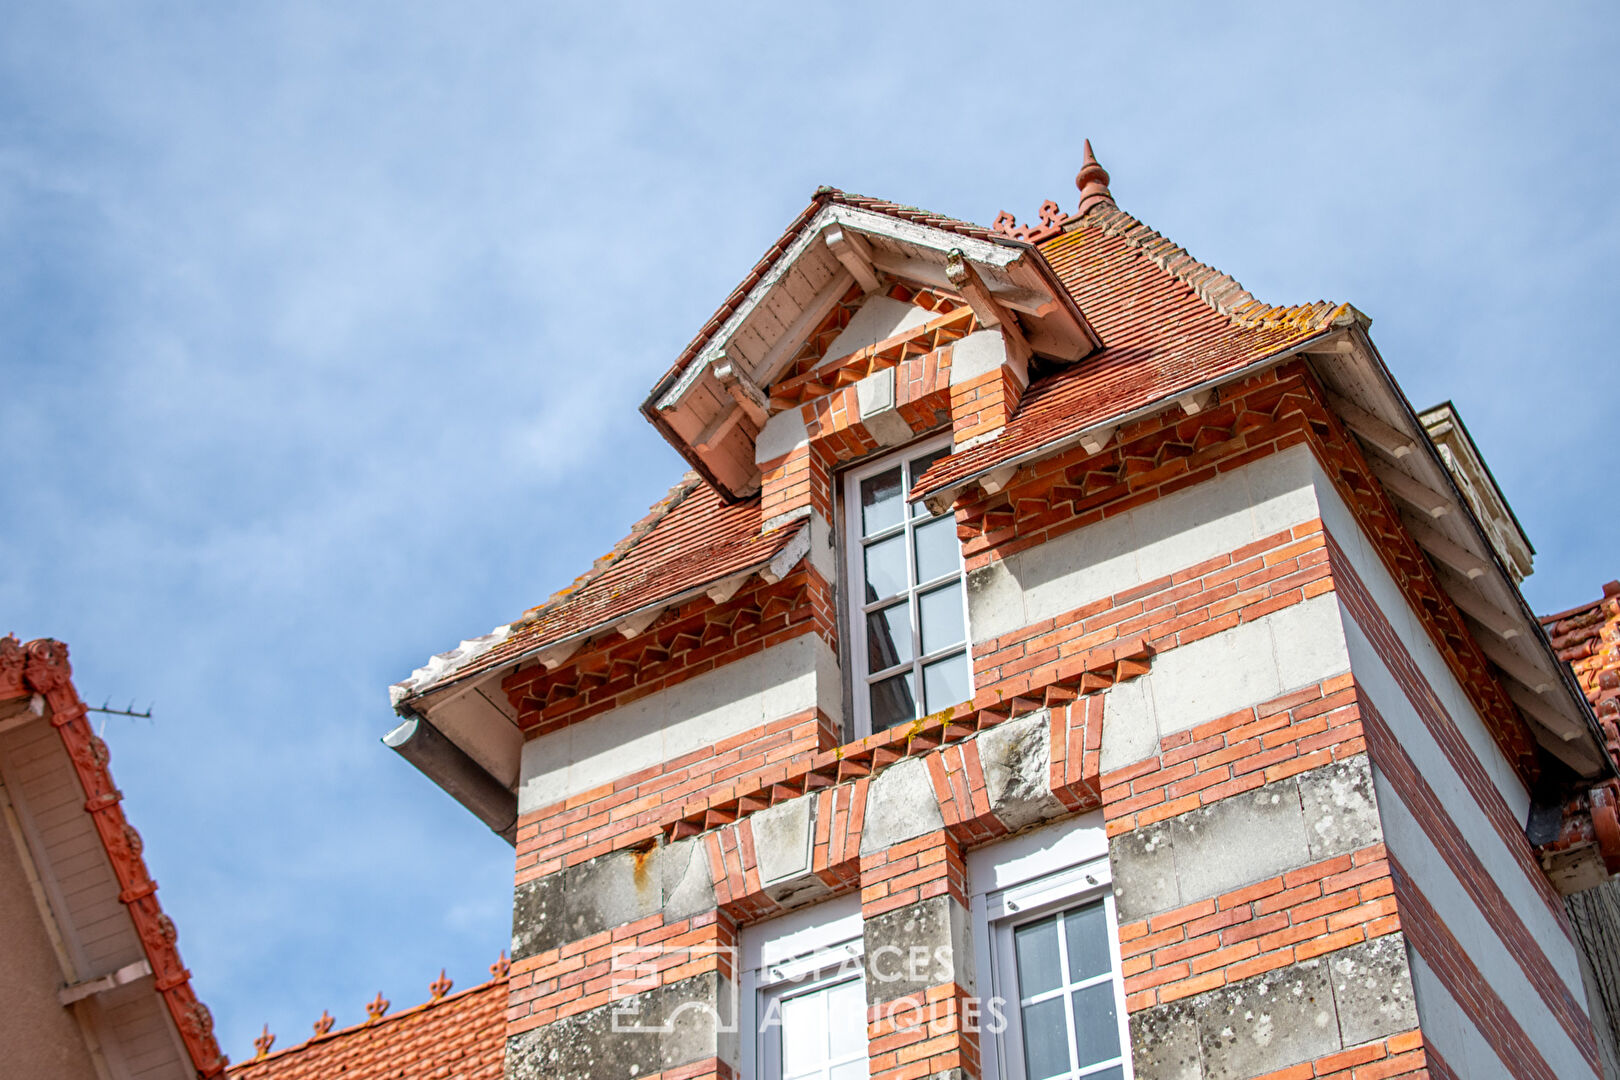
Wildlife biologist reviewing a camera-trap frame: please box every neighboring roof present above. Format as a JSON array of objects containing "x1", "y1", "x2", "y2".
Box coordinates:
[
  {"x1": 392, "y1": 475, "x2": 805, "y2": 704},
  {"x1": 1542, "y1": 582, "x2": 1620, "y2": 713},
  {"x1": 226, "y1": 974, "x2": 506, "y2": 1080},
  {"x1": 0, "y1": 635, "x2": 227, "y2": 1079},
  {"x1": 912, "y1": 202, "x2": 1353, "y2": 498}
]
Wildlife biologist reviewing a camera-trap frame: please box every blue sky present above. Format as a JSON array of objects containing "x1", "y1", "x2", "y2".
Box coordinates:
[{"x1": 2, "y1": 0, "x2": 1617, "y2": 1062}]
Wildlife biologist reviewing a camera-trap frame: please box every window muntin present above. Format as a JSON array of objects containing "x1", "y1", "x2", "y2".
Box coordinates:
[
  {"x1": 741, "y1": 897, "x2": 867, "y2": 1080},
  {"x1": 968, "y1": 820, "x2": 1132, "y2": 1080},
  {"x1": 844, "y1": 436, "x2": 971, "y2": 735},
  {"x1": 1007, "y1": 901, "x2": 1124, "y2": 1080}
]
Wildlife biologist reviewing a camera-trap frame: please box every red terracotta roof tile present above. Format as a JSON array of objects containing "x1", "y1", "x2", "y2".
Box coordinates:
[
  {"x1": 0, "y1": 635, "x2": 228, "y2": 1077},
  {"x1": 912, "y1": 203, "x2": 1353, "y2": 497},
  {"x1": 226, "y1": 977, "x2": 506, "y2": 1080},
  {"x1": 1541, "y1": 582, "x2": 1620, "y2": 708},
  {"x1": 394, "y1": 476, "x2": 803, "y2": 701}
]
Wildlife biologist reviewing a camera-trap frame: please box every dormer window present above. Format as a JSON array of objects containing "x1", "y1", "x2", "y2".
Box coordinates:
[{"x1": 842, "y1": 435, "x2": 971, "y2": 734}]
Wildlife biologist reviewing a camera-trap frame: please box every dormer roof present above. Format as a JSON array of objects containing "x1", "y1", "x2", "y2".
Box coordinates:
[{"x1": 641, "y1": 188, "x2": 1104, "y2": 500}]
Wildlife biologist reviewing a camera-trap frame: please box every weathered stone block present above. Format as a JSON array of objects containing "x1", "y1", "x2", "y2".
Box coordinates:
[
  {"x1": 1328, "y1": 933, "x2": 1416, "y2": 1048},
  {"x1": 1110, "y1": 820, "x2": 1180, "y2": 922},
  {"x1": 1298, "y1": 755, "x2": 1382, "y2": 860},
  {"x1": 514, "y1": 842, "x2": 708, "y2": 961},
  {"x1": 862, "y1": 895, "x2": 971, "y2": 1006},
  {"x1": 1168, "y1": 777, "x2": 1311, "y2": 904},
  {"x1": 1129, "y1": 999, "x2": 1202, "y2": 1080},
  {"x1": 505, "y1": 972, "x2": 737, "y2": 1080},
  {"x1": 511, "y1": 869, "x2": 568, "y2": 960},
  {"x1": 977, "y1": 710, "x2": 1066, "y2": 832},
  {"x1": 859, "y1": 757, "x2": 944, "y2": 855},
  {"x1": 661, "y1": 838, "x2": 716, "y2": 923},
  {"x1": 1196, "y1": 957, "x2": 1338, "y2": 1080}
]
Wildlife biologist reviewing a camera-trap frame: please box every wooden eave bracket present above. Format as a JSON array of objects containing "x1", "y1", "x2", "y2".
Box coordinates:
[
  {"x1": 1473, "y1": 632, "x2": 1556, "y2": 694},
  {"x1": 1445, "y1": 577, "x2": 1520, "y2": 640},
  {"x1": 824, "y1": 226, "x2": 880, "y2": 293},
  {"x1": 1079, "y1": 425, "x2": 1117, "y2": 456},
  {"x1": 1407, "y1": 517, "x2": 1488, "y2": 579},
  {"x1": 979, "y1": 465, "x2": 1017, "y2": 496},
  {"x1": 705, "y1": 572, "x2": 749, "y2": 606},
  {"x1": 1507, "y1": 681, "x2": 1583, "y2": 743},
  {"x1": 945, "y1": 249, "x2": 1032, "y2": 367},
  {"x1": 1370, "y1": 460, "x2": 1450, "y2": 518},
  {"x1": 59, "y1": 958, "x2": 152, "y2": 1006},
  {"x1": 714, "y1": 359, "x2": 769, "y2": 425},
  {"x1": 615, "y1": 609, "x2": 664, "y2": 639},
  {"x1": 1326, "y1": 391, "x2": 1417, "y2": 459},
  {"x1": 1177, "y1": 390, "x2": 1215, "y2": 416},
  {"x1": 536, "y1": 639, "x2": 582, "y2": 671}
]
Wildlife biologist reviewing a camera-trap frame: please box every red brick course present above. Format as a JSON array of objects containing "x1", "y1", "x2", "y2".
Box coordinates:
[
  {"x1": 1118, "y1": 843, "x2": 1398, "y2": 1011},
  {"x1": 1101, "y1": 675, "x2": 1364, "y2": 839}
]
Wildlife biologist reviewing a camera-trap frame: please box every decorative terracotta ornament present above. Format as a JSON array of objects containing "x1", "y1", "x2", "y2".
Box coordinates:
[
  {"x1": 365, "y1": 992, "x2": 389, "y2": 1022},
  {"x1": 1075, "y1": 139, "x2": 1115, "y2": 216},
  {"x1": 489, "y1": 950, "x2": 510, "y2": 979},
  {"x1": 429, "y1": 969, "x2": 453, "y2": 1000},
  {"x1": 313, "y1": 1009, "x2": 335, "y2": 1036},
  {"x1": 252, "y1": 1024, "x2": 274, "y2": 1059}
]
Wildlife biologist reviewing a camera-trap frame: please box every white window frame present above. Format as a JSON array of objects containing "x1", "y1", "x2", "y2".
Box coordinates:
[
  {"x1": 740, "y1": 895, "x2": 867, "y2": 1080},
  {"x1": 841, "y1": 433, "x2": 973, "y2": 738},
  {"x1": 967, "y1": 815, "x2": 1133, "y2": 1080}
]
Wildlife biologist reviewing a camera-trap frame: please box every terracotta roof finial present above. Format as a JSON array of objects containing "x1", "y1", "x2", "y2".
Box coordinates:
[
  {"x1": 1075, "y1": 139, "x2": 1115, "y2": 216},
  {"x1": 365, "y1": 992, "x2": 389, "y2": 1023},
  {"x1": 312, "y1": 1009, "x2": 335, "y2": 1037},
  {"x1": 252, "y1": 1024, "x2": 275, "y2": 1059},
  {"x1": 490, "y1": 949, "x2": 511, "y2": 979},
  {"x1": 429, "y1": 969, "x2": 454, "y2": 1001}
]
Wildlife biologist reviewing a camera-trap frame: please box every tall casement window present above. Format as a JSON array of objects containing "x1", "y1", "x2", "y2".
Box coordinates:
[
  {"x1": 842, "y1": 435, "x2": 971, "y2": 735},
  {"x1": 970, "y1": 822, "x2": 1132, "y2": 1080},
  {"x1": 741, "y1": 897, "x2": 868, "y2": 1080}
]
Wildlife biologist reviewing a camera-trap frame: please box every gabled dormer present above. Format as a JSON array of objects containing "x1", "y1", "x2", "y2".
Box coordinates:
[{"x1": 640, "y1": 190, "x2": 1103, "y2": 503}]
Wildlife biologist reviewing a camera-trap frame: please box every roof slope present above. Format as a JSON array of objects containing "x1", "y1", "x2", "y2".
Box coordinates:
[
  {"x1": 0, "y1": 635, "x2": 227, "y2": 1078},
  {"x1": 1543, "y1": 582, "x2": 1620, "y2": 714},
  {"x1": 913, "y1": 203, "x2": 1351, "y2": 496},
  {"x1": 400, "y1": 174, "x2": 1348, "y2": 704},
  {"x1": 226, "y1": 978, "x2": 505, "y2": 1080},
  {"x1": 393, "y1": 476, "x2": 803, "y2": 702}
]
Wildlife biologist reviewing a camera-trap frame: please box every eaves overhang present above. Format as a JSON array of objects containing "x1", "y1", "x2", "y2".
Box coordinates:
[{"x1": 640, "y1": 190, "x2": 1102, "y2": 502}]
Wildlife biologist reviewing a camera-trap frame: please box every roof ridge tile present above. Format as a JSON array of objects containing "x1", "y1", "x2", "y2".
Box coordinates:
[{"x1": 1080, "y1": 203, "x2": 1352, "y2": 332}]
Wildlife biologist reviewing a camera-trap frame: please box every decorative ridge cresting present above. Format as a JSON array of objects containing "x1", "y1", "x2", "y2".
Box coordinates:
[
  {"x1": 1080, "y1": 202, "x2": 1358, "y2": 333},
  {"x1": 0, "y1": 635, "x2": 228, "y2": 1078},
  {"x1": 229, "y1": 954, "x2": 511, "y2": 1074}
]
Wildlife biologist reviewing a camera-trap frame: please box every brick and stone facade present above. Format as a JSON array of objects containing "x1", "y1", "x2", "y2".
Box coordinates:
[{"x1": 382, "y1": 152, "x2": 1620, "y2": 1080}]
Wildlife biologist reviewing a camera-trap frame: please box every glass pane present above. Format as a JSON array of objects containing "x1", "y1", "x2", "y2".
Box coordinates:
[
  {"x1": 918, "y1": 582, "x2": 965, "y2": 654},
  {"x1": 827, "y1": 979, "x2": 867, "y2": 1060},
  {"x1": 830, "y1": 1063, "x2": 868, "y2": 1080},
  {"x1": 1020, "y1": 996, "x2": 1071, "y2": 1080},
  {"x1": 861, "y1": 467, "x2": 904, "y2": 536},
  {"x1": 1063, "y1": 903, "x2": 1112, "y2": 982},
  {"x1": 1013, "y1": 916, "x2": 1062, "y2": 998},
  {"x1": 908, "y1": 446, "x2": 951, "y2": 518},
  {"x1": 870, "y1": 671, "x2": 916, "y2": 730},
  {"x1": 862, "y1": 534, "x2": 908, "y2": 602},
  {"x1": 912, "y1": 515, "x2": 959, "y2": 584},
  {"x1": 780, "y1": 990, "x2": 827, "y2": 1076},
  {"x1": 866, "y1": 601, "x2": 912, "y2": 671},
  {"x1": 922, "y1": 653, "x2": 969, "y2": 713},
  {"x1": 1071, "y1": 982, "x2": 1120, "y2": 1067},
  {"x1": 1080, "y1": 1068, "x2": 1124, "y2": 1080}
]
